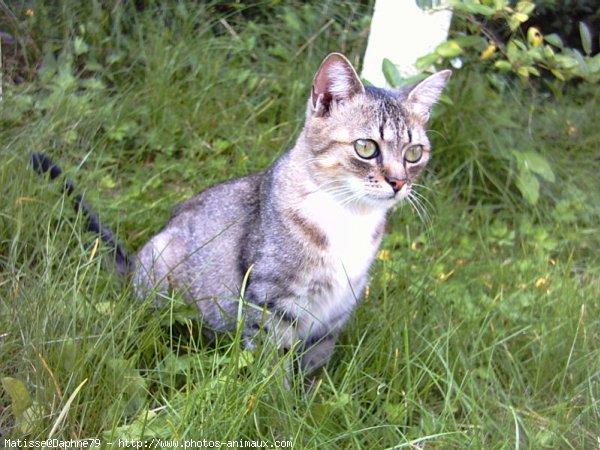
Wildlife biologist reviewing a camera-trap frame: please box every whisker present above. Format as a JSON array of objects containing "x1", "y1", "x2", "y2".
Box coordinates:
[
  {"x1": 406, "y1": 196, "x2": 426, "y2": 226},
  {"x1": 406, "y1": 192, "x2": 433, "y2": 232},
  {"x1": 301, "y1": 179, "x2": 344, "y2": 197},
  {"x1": 411, "y1": 182, "x2": 435, "y2": 193},
  {"x1": 318, "y1": 186, "x2": 355, "y2": 199},
  {"x1": 338, "y1": 190, "x2": 369, "y2": 209},
  {"x1": 289, "y1": 180, "x2": 358, "y2": 209},
  {"x1": 410, "y1": 188, "x2": 435, "y2": 213}
]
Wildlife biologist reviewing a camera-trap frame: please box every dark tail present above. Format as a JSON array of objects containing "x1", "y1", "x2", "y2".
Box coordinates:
[{"x1": 31, "y1": 152, "x2": 132, "y2": 276}]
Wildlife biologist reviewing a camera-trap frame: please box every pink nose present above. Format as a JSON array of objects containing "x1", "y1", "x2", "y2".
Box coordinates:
[{"x1": 385, "y1": 176, "x2": 406, "y2": 193}]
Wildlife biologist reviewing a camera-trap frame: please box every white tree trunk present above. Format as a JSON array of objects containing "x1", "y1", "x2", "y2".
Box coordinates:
[{"x1": 362, "y1": 0, "x2": 453, "y2": 86}]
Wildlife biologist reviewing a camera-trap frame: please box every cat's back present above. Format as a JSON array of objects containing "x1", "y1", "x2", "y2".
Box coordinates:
[
  {"x1": 170, "y1": 172, "x2": 263, "y2": 225},
  {"x1": 134, "y1": 172, "x2": 264, "y2": 307}
]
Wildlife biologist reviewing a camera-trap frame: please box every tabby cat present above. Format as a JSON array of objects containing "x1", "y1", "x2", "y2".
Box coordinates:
[{"x1": 132, "y1": 53, "x2": 451, "y2": 373}]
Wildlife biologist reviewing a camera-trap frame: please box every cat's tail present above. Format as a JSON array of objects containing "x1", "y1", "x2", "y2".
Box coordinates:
[{"x1": 31, "y1": 152, "x2": 133, "y2": 276}]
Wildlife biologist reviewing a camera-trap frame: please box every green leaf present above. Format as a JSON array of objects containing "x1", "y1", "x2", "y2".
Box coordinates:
[
  {"x1": 94, "y1": 301, "x2": 114, "y2": 315},
  {"x1": 103, "y1": 410, "x2": 170, "y2": 440},
  {"x1": 515, "y1": 170, "x2": 540, "y2": 205},
  {"x1": 513, "y1": 39, "x2": 528, "y2": 51},
  {"x1": 517, "y1": 66, "x2": 530, "y2": 79},
  {"x1": 521, "y1": 151, "x2": 555, "y2": 182},
  {"x1": 454, "y1": 35, "x2": 487, "y2": 49},
  {"x1": 100, "y1": 175, "x2": 117, "y2": 189},
  {"x1": 105, "y1": 358, "x2": 147, "y2": 416},
  {"x1": 395, "y1": 73, "x2": 428, "y2": 89},
  {"x1": 19, "y1": 404, "x2": 45, "y2": 434},
  {"x1": 512, "y1": 12, "x2": 529, "y2": 24},
  {"x1": 587, "y1": 53, "x2": 600, "y2": 73},
  {"x1": 330, "y1": 392, "x2": 352, "y2": 408},
  {"x1": 550, "y1": 69, "x2": 565, "y2": 81},
  {"x1": 1, "y1": 377, "x2": 44, "y2": 434},
  {"x1": 435, "y1": 40, "x2": 463, "y2": 58},
  {"x1": 454, "y1": 2, "x2": 495, "y2": 16},
  {"x1": 54, "y1": 65, "x2": 77, "y2": 91},
  {"x1": 2, "y1": 377, "x2": 32, "y2": 416},
  {"x1": 384, "y1": 402, "x2": 406, "y2": 424},
  {"x1": 382, "y1": 58, "x2": 402, "y2": 87},
  {"x1": 506, "y1": 41, "x2": 519, "y2": 63},
  {"x1": 268, "y1": 44, "x2": 291, "y2": 61},
  {"x1": 508, "y1": 12, "x2": 529, "y2": 31},
  {"x1": 494, "y1": 60, "x2": 512, "y2": 71},
  {"x1": 237, "y1": 350, "x2": 255, "y2": 369},
  {"x1": 415, "y1": 53, "x2": 439, "y2": 71},
  {"x1": 579, "y1": 22, "x2": 592, "y2": 55},
  {"x1": 73, "y1": 37, "x2": 89, "y2": 56},
  {"x1": 106, "y1": 120, "x2": 138, "y2": 142},
  {"x1": 107, "y1": 51, "x2": 125, "y2": 64},
  {"x1": 283, "y1": 12, "x2": 302, "y2": 33},
  {"x1": 544, "y1": 33, "x2": 564, "y2": 49},
  {"x1": 555, "y1": 54, "x2": 579, "y2": 70},
  {"x1": 81, "y1": 78, "x2": 105, "y2": 91},
  {"x1": 542, "y1": 45, "x2": 556, "y2": 60},
  {"x1": 516, "y1": 1, "x2": 535, "y2": 16},
  {"x1": 59, "y1": 338, "x2": 80, "y2": 372}
]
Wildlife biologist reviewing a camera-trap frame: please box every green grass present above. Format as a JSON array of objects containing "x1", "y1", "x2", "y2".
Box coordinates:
[{"x1": 1, "y1": 1, "x2": 599, "y2": 448}]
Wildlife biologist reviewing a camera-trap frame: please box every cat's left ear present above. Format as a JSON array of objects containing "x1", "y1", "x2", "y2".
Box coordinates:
[
  {"x1": 406, "y1": 70, "x2": 452, "y2": 121},
  {"x1": 311, "y1": 53, "x2": 365, "y2": 116}
]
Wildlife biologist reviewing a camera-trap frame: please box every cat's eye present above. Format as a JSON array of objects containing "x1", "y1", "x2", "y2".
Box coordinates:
[
  {"x1": 353, "y1": 139, "x2": 379, "y2": 159},
  {"x1": 404, "y1": 145, "x2": 423, "y2": 163}
]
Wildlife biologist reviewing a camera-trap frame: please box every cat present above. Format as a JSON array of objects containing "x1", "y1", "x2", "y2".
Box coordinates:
[
  {"x1": 33, "y1": 53, "x2": 451, "y2": 375},
  {"x1": 133, "y1": 53, "x2": 450, "y2": 373}
]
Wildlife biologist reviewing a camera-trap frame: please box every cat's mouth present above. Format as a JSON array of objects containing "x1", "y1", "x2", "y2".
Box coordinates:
[
  {"x1": 318, "y1": 177, "x2": 410, "y2": 209},
  {"x1": 392, "y1": 183, "x2": 411, "y2": 200},
  {"x1": 370, "y1": 182, "x2": 411, "y2": 201},
  {"x1": 357, "y1": 184, "x2": 410, "y2": 209}
]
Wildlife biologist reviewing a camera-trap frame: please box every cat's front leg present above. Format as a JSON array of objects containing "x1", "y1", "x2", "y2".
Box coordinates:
[{"x1": 299, "y1": 333, "x2": 338, "y2": 375}]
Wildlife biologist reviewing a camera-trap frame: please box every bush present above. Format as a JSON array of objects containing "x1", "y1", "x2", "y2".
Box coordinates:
[{"x1": 383, "y1": 0, "x2": 599, "y2": 208}]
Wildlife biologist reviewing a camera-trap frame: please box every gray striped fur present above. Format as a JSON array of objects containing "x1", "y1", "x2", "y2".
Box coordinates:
[{"x1": 134, "y1": 53, "x2": 451, "y2": 373}]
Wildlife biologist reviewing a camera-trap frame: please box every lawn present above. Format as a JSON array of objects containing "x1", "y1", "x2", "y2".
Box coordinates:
[{"x1": 1, "y1": 1, "x2": 599, "y2": 448}]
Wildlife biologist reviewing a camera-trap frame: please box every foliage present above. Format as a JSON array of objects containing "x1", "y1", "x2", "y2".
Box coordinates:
[
  {"x1": 531, "y1": 0, "x2": 600, "y2": 54},
  {"x1": 384, "y1": 0, "x2": 599, "y2": 206},
  {"x1": 1, "y1": 1, "x2": 599, "y2": 448},
  {"x1": 414, "y1": 0, "x2": 600, "y2": 83}
]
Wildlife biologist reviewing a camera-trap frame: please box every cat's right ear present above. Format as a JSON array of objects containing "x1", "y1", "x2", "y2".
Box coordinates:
[
  {"x1": 405, "y1": 69, "x2": 452, "y2": 121},
  {"x1": 311, "y1": 53, "x2": 364, "y2": 117}
]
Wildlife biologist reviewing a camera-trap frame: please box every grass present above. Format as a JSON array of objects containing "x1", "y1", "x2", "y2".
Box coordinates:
[{"x1": 1, "y1": 1, "x2": 599, "y2": 448}]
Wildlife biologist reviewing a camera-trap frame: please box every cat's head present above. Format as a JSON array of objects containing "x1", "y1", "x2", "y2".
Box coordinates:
[{"x1": 302, "y1": 52, "x2": 451, "y2": 211}]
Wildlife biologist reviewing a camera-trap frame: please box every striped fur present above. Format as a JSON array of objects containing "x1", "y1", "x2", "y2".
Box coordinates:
[{"x1": 135, "y1": 53, "x2": 451, "y2": 374}]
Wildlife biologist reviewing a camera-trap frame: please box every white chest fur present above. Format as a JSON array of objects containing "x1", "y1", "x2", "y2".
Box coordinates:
[
  {"x1": 289, "y1": 190, "x2": 386, "y2": 338},
  {"x1": 304, "y1": 191, "x2": 382, "y2": 278}
]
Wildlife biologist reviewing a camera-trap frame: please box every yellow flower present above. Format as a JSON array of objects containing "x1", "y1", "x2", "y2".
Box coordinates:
[
  {"x1": 438, "y1": 270, "x2": 455, "y2": 281},
  {"x1": 377, "y1": 249, "x2": 391, "y2": 261},
  {"x1": 480, "y1": 42, "x2": 497, "y2": 60},
  {"x1": 411, "y1": 240, "x2": 424, "y2": 251},
  {"x1": 25, "y1": 8, "x2": 34, "y2": 17},
  {"x1": 527, "y1": 27, "x2": 543, "y2": 48}
]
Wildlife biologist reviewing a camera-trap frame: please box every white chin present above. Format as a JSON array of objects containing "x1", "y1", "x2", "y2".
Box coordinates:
[
  {"x1": 380, "y1": 186, "x2": 410, "y2": 200},
  {"x1": 364, "y1": 192, "x2": 402, "y2": 209},
  {"x1": 394, "y1": 187, "x2": 411, "y2": 201}
]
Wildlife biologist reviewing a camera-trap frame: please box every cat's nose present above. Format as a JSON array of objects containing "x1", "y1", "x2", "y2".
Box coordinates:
[{"x1": 385, "y1": 176, "x2": 406, "y2": 193}]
